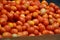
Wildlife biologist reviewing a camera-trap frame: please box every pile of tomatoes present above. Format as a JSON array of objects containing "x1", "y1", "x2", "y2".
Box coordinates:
[{"x1": 0, "y1": 0, "x2": 60, "y2": 38}]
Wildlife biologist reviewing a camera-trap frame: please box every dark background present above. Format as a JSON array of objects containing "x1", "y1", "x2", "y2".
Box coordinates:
[{"x1": 40, "y1": 0, "x2": 60, "y2": 6}]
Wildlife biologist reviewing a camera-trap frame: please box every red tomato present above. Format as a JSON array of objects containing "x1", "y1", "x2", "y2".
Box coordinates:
[
  {"x1": 54, "y1": 29, "x2": 60, "y2": 34},
  {"x1": 22, "y1": 26, "x2": 27, "y2": 31},
  {"x1": 22, "y1": 31, "x2": 28, "y2": 36},
  {"x1": 46, "y1": 25, "x2": 55, "y2": 31},
  {"x1": 29, "y1": 34, "x2": 35, "y2": 36},
  {"x1": 42, "y1": 30, "x2": 54, "y2": 35},
  {"x1": 2, "y1": 32, "x2": 12, "y2": 38},
  {"x1": 24, "y1": 23, "x2": 30, "y2": 28},
  {"x1": 0, "y1": 35, "x2": 2, "y2": 38},
  {"x1": 38, "y1": 23, "x2": 45, "y2": 32},
  {"x1": 16, "y1": 25, "x2": 22, "y2": 32},
  {"x1": 34, "y1": 30, "x2": 39, "y2": 35},
  {"x1": 16, "y1": 21, "x2": 23, "y2": 26},
  {"x1": 4, "y1": 25, "x2": 11, "y2": 32},
  {"x1": 34, "y1": 25, "x2": 39, "y2": 30},
  {"x1": 27, "y1": 27, "x2": 35, "y2": 33},
  {"x1": 11, "y1": 29, "x2": 18, "y2": 34},
  {"x1": 0, "y1": 27, "x2": 6, "y2": 33},
  {"x1": 43, "y1": 18, "x2": 49, "y2": 25},
  {"x1": 17, "y1": 32, "x2": 23, "y2": 36},
  {"x1": 56, "y1": 9, "x2": 60, "y2": 14}
]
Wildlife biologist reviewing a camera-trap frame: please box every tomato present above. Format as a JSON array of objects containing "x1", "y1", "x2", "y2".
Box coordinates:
[
  {"x1": 22, "y1": 31, "x2": 28, "y2": 36},
  {"x1": 25, "y1": 10, "x2": 30, "y2": 15},
  {"x1": 49, "y1": 3, "x2": 56, "y2": 8},
  {"x1": 39, "y1": 32, "x2": 42, "y2": 36},
  {"x1": 49, "y1": 7, "x2": 55, "y2": 12},
  {"x1": 4, "y1": 25, "x2": 11, "y2": 32},
  {"x1": 22, "y1": 26, "x2": 27, "y2": 31},
  {"x1": 24, "y1": 23, "x2": 30, "y2": 28},
  {"x1": 54, "y1": 29, "x2": 60, "y2": 34},
  {"x1": 28, "y1": 20, "x2": 35, "y2": 26},
  {"x1": 34, "y1": 30, "x2": 39, "y2": 35},
  {"x1": 43, "y1": 18, "x2": 49, "y2": 25},
  {"x1": 29, "y1": 34, "x2": 35, "y2": 36},
  {"x1": 56, "y1": 9, "x2": 60, "y2": 14},
  {"x1": 0, "y1": 27, "x2": 6, "y2": 33},
  {"x1": 27, "y1": 27, "x2": 35, "y2": 33},
  {"x1": 38, "y1": 23, "x2": 45, "y2": 32},
  {"x1": 42, "y1": 30, "x2": 54, "y2": 35},
  {"x1": 11, "y1": 6, "x2": 17, "y2": 11},
  {"x1": 2, "y1": 32, "x2": 12, "y2": 38},
  {"x1": 32, "y1": 12, "x2": 38, "y2": 17},
  {"x1": 16, "y1": 21, "x2": 23, "y2": 26},
  {"x1": 19, "y1": 17, "x2": 25, "y2": 23},
  {"x1": 17, "y1": 32, "x2": 23, "y2": 36},
  {"x1": 34, "y1": 25, "x2": 39, "y2": 30},
  {"x1": 8, "y1": 22, "x2": 14, "y2": 28},
  {"x1": 16, "y1": 25, "x2": 22, "y2": 32},
  {"x1": 0, "y1": 35, "x2": 2, "y2": 38},
  {"x1": 37, "y1": 16, "x2": 43, "y2": 22},
  {"x1": 12, "y1": 34, "x2": 18, "y2": 37},
  {"x1": 11, "y1": 29, "x2": 18, "y2": 34}
]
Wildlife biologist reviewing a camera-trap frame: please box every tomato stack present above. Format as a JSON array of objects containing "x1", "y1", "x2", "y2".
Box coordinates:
[{"x1": 0, "y1": 0, "x2": 60, "y2": 38}]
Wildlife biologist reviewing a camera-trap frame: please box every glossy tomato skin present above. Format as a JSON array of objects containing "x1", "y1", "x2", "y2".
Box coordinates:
[
  {"x1": 38, "y1": 23, "x2": 45, "y2": 32},
  {"x1": 42, "y1": 30, "x2": 54, "y2": 35},
  {"x1": 11, "y1": 29, "x2": 18, "y2": 34},
  {"x1": 29, "y1": 34, "x2": 35, "y2": 36},
  {"x1": 54, "y1": 28, "x2": 60, "y2": 34},
  {"x1": 34, "y1": 30, "x2": 39, "y2": 35},
  {"x1": 4, "y1": 25, "x2": 11, "y2": 32},
  {"x1": 27, "y1": 27, "x2": 35, "y2": 33},
  {"x1": 0, "y1": 35, "x2": 2, "y2": 38},
  {"x1": 2, "y1": 32, "x2": 12, "y2": 38},
  {"x1": 16, "y1": 25, "x2": 22, "y2": 32}
]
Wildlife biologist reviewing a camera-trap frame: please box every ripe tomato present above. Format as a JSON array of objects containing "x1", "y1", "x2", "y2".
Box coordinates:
[
  {"x1": 16, "y1": 25, "x2": 22, "y2": 32},
  {"x1": 4, "y1": 25, "x2": 11, "y2": 32},
  {"x1": 33, "y1": 19, "x2": 39, "y2": 25},
  {"x1": 29, "y1": 34, "x2": 35, "y2": 36},
  {"x1": 11, "y1": 29, "x2": 18, "y2": 34},
  {"x1": 54, "y1": 29, "x2": 60, "y2": 34},
  {"x1": 17, "y1": 32, "x2": 23, "y2": 36},
  {"x1": 27, "y1": 27, "x2": 35, "y2": 33},
  {"x1": 34, "y1": 30, "x2": 39, "y2": 35},
  {"x1": 38, "y1": 23, "x2": 45, "y2": 32},
  {"x1": 42, "y1": 30, "x2": 54, "y2": 35},
  {"x1": 22, "y1": 31, "x2": 28, "y2": 36},
  {"x1": 2, "y1": 32, "x2": 12, "y2": 38}
]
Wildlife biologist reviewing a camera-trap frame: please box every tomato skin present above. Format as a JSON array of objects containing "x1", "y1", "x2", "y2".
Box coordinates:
[
  {"x1": 4, "y1": 25, "x2": 11, "y2": 32},
  {"x1": 22, "y1": 31, "x2": 28, "y2": 36},
  {"x1": 54, "y1": 29, "x2": 60, "y2": 34},
  {"x1": 16, "y1": 25, "x2": 22, "y2": 32},
  {"x1": 46, "y1": 25, "x2": 55, "y2": 31},
  {"x1": 16, "y1": 21, "x2": 23, "y2": 26},
  {"x1": 34, "y1": 30, "x2": 39, "y2": 35},
  {"x1": 38, "y1": 23, "x2": 45, "y2": 32},
  {"x1": 17, "y1": 32, "x2": 23, "y2": 36},
  {"x1": 42, "y1": 30, "x2": 54, "y2": 35},
  {"x1": 43, "y1": 18, "x2": 49, "y2": 26},
  {"x1": 27, "y1": 27, "x2": 35, "y2": 33},
  {"x1": 0, "y1": 35, "x2": 2, "y2": 38},
  {"x1": 34, "y1": 25, "x2": 39, "y2": 30},
  {"x1": 37, "y1": 16, "x2": 43, "y2": 22},
  {"x1": 11, "y1": 29, "x2": 18, "y2": 34},
  {"x1": 29, "y1": 34, "x2": 35, "y2": 36},
  {"x1": 0, "y1": 27, "x2": 6, "y2": 33},
  {"x1": 22, "y1": 26, "x2": 27, "y2": 31},
  {"x1": 2, "y1": 32, "x2": 12, "y2": 38},
  {"x1": 56, "y1": 9, "x2": 60, "y2": 14}
]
